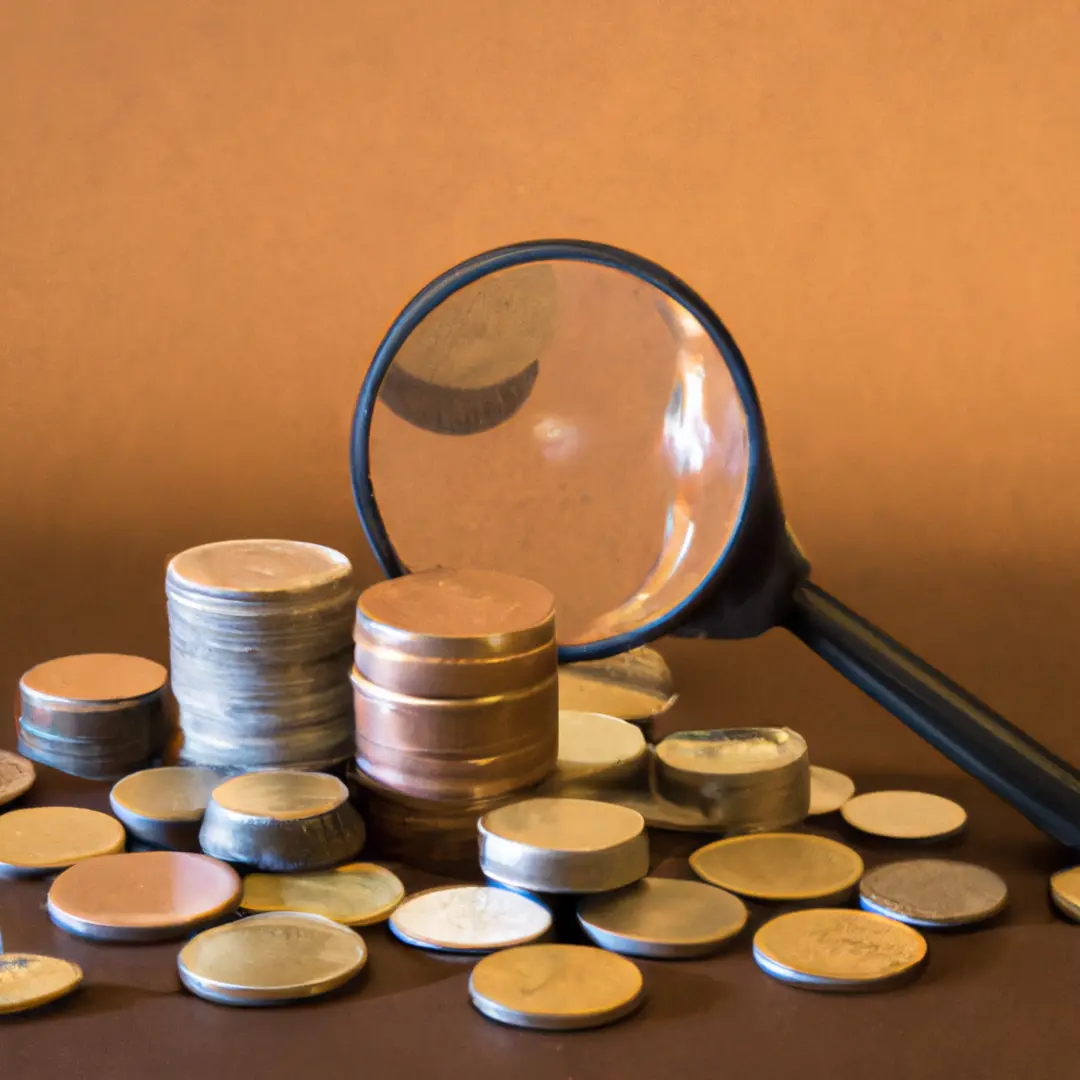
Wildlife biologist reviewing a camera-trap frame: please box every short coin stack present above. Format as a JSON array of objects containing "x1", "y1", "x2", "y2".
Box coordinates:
[
  {"x1": 166, "y1": 539, "x2": 356, "y2": 772},
  {"x1": 351, "y1": 568, "x2": 559, "y2": 871}
]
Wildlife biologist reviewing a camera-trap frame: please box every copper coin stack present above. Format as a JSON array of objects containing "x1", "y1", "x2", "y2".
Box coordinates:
[
  {"x1": 351, "y1": 568, "x2": 559, "y2": 871},
  {"x1": 166, "y1": 540, "x2": 356, "y2": 773},
  {"x1": 17, "y1": 654, "x2": 170, "y2": 780}
]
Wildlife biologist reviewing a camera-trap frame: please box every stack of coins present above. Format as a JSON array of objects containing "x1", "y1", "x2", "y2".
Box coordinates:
[
  {"x1": 17, "y1": 654, "x2": 169, "y2": 780},
  {"x1": 351, "y1": 568, "x2": 559, "y2": 870},
  {"x1": 166, "y1": 539, "x2": 356, "y2": 772}
]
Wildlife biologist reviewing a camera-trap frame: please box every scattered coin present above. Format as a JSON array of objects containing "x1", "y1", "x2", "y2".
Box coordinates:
[
  {"x1": 241, "y1": 863, "x2": 404, "y2": 926},
  {"x1": 178, "y1": 911, "x2": 367, "y2": 1006},
  {"x1": 753, "y1": 908, "x2": 928, "y2": 992},
  {"x1": 468, "y1": 943, "x2": 645, "y2": 1030},
  {"x1": 551, "y1": 710, "x2": 647, "y2": 786},
  {"x1": 389, "y1": 885, "x2": 552, "y2": 953},
  {"x1": 690, "y1": 832, "x2": 864, "y2": 901},
  {"x1": 0, "y1": 954, "x2": 83, "y2": 1014},
  {"x1": 47, "y1": 851, "x2": 241, "y2": 942},
  {"x1": 110, "y1": 766, "x2": 221, "y2": 850},
  {"x1": 0, "y1": 806, "x2": 126, "y2": 878},
  {"x1": 577, "y1": 877, "x2": 748, "y2": 959},
  {"x1": 479, "y1": 797, "x2": 649, "y2": 894},
  {"x1": 1050, "y1": 866, "x2": 1080, "y2": 922},
  {"x1": 557, "y1": 647, "x2": 676, "y2": 725},
  {"x1": 0, "y1": 750, "x2": 36, "y2": 808},
  {"x1": 859, "y1": 859, "x2": 1008, "y2": 928},
  {"x1": 842, "y1": 790, "x2": 967, "y2": 841},
  {"x1": 808, "y1": 766, "x2": 856, "y2": 816}
]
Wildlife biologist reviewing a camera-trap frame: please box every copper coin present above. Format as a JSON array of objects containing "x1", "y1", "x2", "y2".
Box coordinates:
[
  {"x1": 47, "y1": 850, "x2": 241, "y2": 942},
  {"x1": 0, "y1": 807, "x2": 126, "y2": 878},
  {"x1": 859, "y1": 859, "x2": 1008, "y2": 928},
  {"x1": 20, "y1": 653, "x2": 167, "y2": 706},
  {"x1": 0, "y1": 750, "x2": 36, "y2": 808},
  {"x1": 0, "y1": 954, "x2": 83, "y2": 1014},
  {"x1": 842, "y1": 790, "x2": 967, "y2": 841}
]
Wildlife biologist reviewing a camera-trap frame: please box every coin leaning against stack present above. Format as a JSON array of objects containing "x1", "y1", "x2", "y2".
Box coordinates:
[
  {"x1": 351, "y1": 568, "x2": 559, "y2": 871},
  {"x1": 166, "y1": 540, "x2": 357, "y2": 773}
]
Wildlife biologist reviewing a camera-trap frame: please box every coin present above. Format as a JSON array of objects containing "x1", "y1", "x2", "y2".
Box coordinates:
[
  {"x1": 808, "y1": 766, "x2": 856, "y2": 816},
  {"x1": 0, "y1": 954, "x2": 83, "y2": 1014},
  {"x1": 19, "y1": 653, "x2": 167, "y2": 706},
  {"x1": 558, "y1": 647, "x2": 676, "y2": 724},
  {"x1": 552, "y1": 710, "x2": 647, "y2": 786},
  {"x1": 178, "y1": 911, "x2": 367, "y2": 1005},
  {"x1": 690, "y1": 832, "x2": 864, "y2": 901},
  {"x1": 0, "y1": 807, "x2": 126, "y2": 878},
  {"x1": 841, "y1": 790, "x2": 967, "y2": 841},
  {"x1": 47, "y1": 851, "x2": 241, "y2": 942},
  {"x1": 468, "y1": 943, "x2": 644, "y2": 1030},
  {"x1": 753, "y1": 908, "x2": 928, "y2": 991},
  {"x1": 389, "y1": 885, "x2": 552, "y2": 953},
  {"x1": 858, "y1": 860, "x2": 1008, "y2": 928},
  {"x1": 479, "y1": 797, "x2": 649, "y2": 894},
  {"x1": 0, "y1": 750, "x2": 35, "y2": 808},
  {"x1": 240, "y1": 863, "x2": 404, "y2": 926},
  {"x1": 1049, "y1": 866, "x2": 1080, "y2": 921},
  {"x1": 110, "y1": 766, "x2": 220, "y2": 850},
  {"x1": 210, "y1": 770, "x2": 347, "y2": 819},
  {"x1": 577, "y1": 877, "x2": 748, "y2": 959}
]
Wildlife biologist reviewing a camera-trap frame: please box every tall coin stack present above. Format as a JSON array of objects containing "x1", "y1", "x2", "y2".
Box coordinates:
[
  {"x1": 350, "y1": 568, "x2": 559, "y2": 872},
  {"x1": 166, "y1": 540, "x2": 356, "y2": 773}
]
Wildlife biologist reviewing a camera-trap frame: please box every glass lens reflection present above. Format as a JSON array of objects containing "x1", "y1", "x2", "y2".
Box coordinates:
[{"x1": 368, "y1": 260, "x2": 751, "y2": 646}]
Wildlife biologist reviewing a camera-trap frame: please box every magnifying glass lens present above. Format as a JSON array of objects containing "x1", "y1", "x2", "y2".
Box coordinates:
[{"x1": 369, "y1": 259, "x2": 752, "y2": 646}]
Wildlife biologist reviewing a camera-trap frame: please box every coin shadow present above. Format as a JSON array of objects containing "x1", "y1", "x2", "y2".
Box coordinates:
[
  {"x1": 0, "y1": 982, "x2": 175, "y2": 1023},
  {"x1": 349, "y1": 924, "x2": 474, "y2": 1001},
  {"x1": 636, "y1": 965, "x2": 727, "y2": 1022}
]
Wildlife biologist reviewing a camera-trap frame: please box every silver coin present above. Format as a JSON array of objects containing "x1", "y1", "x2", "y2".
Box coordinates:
[
  {"x1": 808, "y1": 766, "x2": 856, "y2": 816},
  {"x1": 0, "y1": 750, "x2": 36, "y2": 808},
  {"x1": 389, "y1": 885, "x2": 552, "y2": 953},
  {"x1": 859, "y1": 860, "x2": 1008, "y2": 928}
]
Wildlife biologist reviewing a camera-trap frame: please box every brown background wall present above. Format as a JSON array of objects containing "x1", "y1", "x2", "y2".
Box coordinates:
[{"x1": 2, "y1": 1, "x2": 1078, "y2": 777}]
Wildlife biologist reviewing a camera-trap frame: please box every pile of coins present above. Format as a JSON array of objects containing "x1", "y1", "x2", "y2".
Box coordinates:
[
  {"x1": 166, "y1": 540, "x2": 356, "y2": 772},
  {"x1": 350, "y1": 568, "x2": 559, "y2": 870},
  {"x1": 16, "y1": 654, "x2": 169, "y2": 780}
]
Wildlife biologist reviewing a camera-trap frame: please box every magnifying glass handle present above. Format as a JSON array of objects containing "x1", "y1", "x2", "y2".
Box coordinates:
[{"x1": 786, "y1": 580, "x2": 1080, "y2": 850}]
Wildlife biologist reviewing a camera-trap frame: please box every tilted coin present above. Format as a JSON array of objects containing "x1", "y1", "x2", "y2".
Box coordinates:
[
  {"x1": 842, "y1": 790, "x2": 967, "y2": 841},
  {"x1": 557, "y1": 646, "x2": 676, "y2": 724},
  {"x1": 390, "y1": 885, "x2": 552, "y2": 953},
  {"x1": 241, "y1": 863, "x2": 404, "y2": 926},
  {"x1": 859, "y1": 859, "x2": 1008, "y2": 928},
  {"x1": 552, "y1": 710, "x2": 647, "y2": 785},
  {"x1": 1050, "y1": 866, "x2": 1080, "y2": 922},
  {"x1": 577, "y1": 877, "x2": 748, "y2": 959},
  {"x1": 808, "y1": 766, "x2": 856, "y2": 816},
  {"x1": 110, "y1": 766, "x2": 221, "y2": 850},
  {"x1": 0, "y1": 954, "x2": 83, "y2": 1014},
  {"x1": 178, "y1": 912, "x2": 367, "y2": 1006},
  {"x1": 468, "y1": 943, "x2": 645, "y2": 1030},
  {"x1": 690, "y1": 832, "x2": 864, "y2": 901},
  {"x1": 753, "y1": 908, "x2": 928, "y2": 991},
  {"x1": 0, "y1": 750, "x2": 36, "y2": 808},
  {"x1": 0, "y1": 807, "x2": 126, "y2": 878},
  {"x1": 47, "y1": 851, "x2": 241, "y2": 942}
]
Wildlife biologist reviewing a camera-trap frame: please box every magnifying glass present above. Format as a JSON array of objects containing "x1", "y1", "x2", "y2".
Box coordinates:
[{"x1": 350, "y1": 239, "x2": 1080, "y2": 850}]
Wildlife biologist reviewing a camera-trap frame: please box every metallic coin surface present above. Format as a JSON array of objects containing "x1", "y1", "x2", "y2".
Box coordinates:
[
  {"x1": 390, "y1": 885, "x2": 552, "y2": 952},
  {"x1": 558, "y1": 647, "x2": 676, "y2": 723},
  {"x1": 690, "y1": 832, "x2": 864, "y2": 901},
  {"x1": 167, "y1": 539, "x2": 352, "y2": 597},
  {"x1": 577, "y1": 877, "x2": 748, "y2": 959},
  {"x1": 859, "y1": 859, "x2": 1008, "y2": 928},
  {"x1": 842, "y1": 790, "x2": 967, "y2": 841},
  {"x1": 553, "y1": 710, "x2": 647, "y2": 784},
  {"x1": 240, "y1": 863, "x2": 404, "y2": 926},
  {"x1": 110, "y1": 766, "x2": 220, "y2": 849},
  {"x1": 479, "y1": 797, "x2": 649, "y2": 894},
  {"x1": 0, "y1": 750, "x2": 36, "y2": 808},
  {"x1": 19, "y1": 653, "x2": 168, "y2": 706},
  {"x1": 808, "y1": 766, "x2": 856, "y2": 816},
  {"x1": 1049, "y1": 865, "x2": 1080, "y2": 921},
  {"x1": 178, "y1": 911, "x2": 367, "y2": 1005},
  {"x1": 0, "y1": 954, "x2": 84, "y2": 1014},
  {"x1": 0, "y1": 807, "x2": 126, "y2": 877},
  {"x1": 210, "y1": 770, "x2": 347, "y2": 820},
  {"x1": 753, "y1": 908, "x2": 928, "y2": 991},
  {"x1": 47, "y1": 851, "x2": 241, "y2": 942},
  {"x1": 469, "y1": 943, "x2": 644, "y2": 1030}
]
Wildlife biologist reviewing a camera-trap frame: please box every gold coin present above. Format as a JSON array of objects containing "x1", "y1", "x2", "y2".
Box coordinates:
[
  {"x1": 111, "y1": 766, "x2": 220, "y2": 823},
  {"x1": 1050, "y1": 865, "x2": 1080, "y2": 921},
  {"x1": 0, "y1": 750, "x2": 36, "y2": 808},
  {"x1": 690, "y1": 832, "x2": 864, "y2": 901},
  {"x1": 0, "y1": 807, "x2": 126, "y2": 877},
  {"x1": 753, "y1": 908, "x2": 927, "y2": 990},
  {"x1": 808, "y1": 766, "x2": 856, "y2": 816},
  {"x1": 241, "y1": 863, "x2": 405, "y2": 926},
  {"x1": 841, "y1": 790, "x2": 967, "y2": 841},
  {"x1": 0, "y1": 954, "x2": 84, "y2": 1014},
  {"x1": 469, "y1": 943, "x2": 644, "y2": 1030},
  {"x1": 210, "y1": 770, "x2": 347, "y2": 821}
]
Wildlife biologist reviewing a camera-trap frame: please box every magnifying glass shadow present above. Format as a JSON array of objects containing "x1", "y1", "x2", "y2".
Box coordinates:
[{"x1": 350, "y1": 238, "x2": 1080, "y2": 854}]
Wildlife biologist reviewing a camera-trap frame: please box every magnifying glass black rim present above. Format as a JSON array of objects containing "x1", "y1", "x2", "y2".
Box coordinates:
[{"x1": 350, "y1": 237, "x2": 767, "y2": 662}]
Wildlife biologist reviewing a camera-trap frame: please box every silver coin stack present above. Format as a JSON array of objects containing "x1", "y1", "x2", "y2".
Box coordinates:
[{"x1": 166, "y1": 540, "x2": 356, "y2": 773}]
